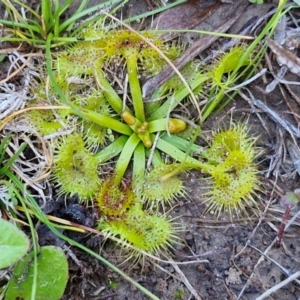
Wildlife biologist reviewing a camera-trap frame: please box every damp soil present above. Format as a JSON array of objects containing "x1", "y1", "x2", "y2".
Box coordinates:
[{"x1": 2, "y1": 0, "x2": 300, "y2": 299}]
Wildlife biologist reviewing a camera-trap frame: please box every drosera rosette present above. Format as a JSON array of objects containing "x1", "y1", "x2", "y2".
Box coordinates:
[
  {"x1": 200, "y1": 123, "x2": 261, "y2": 218},
  {"x1": 53, "y1": 132, "x2": 101, "y2": 200},
  {"x1": 98, "y1": 203, "x2": 183, "y2": 263}
]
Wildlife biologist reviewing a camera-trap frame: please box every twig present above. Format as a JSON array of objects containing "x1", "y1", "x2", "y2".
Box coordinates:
[
  {"x1": 155, "y1": 260, "x2": 203, "y2": 300},
  {"x1": 238, "y1": 209, "x2": 300, "y2": 299},
  {"x1": 239, "y1": 89, "x2": 300, "y2": 138},
  {"x1": 248, "y1": 244, "x2": 291, "y2": 276},
  {"x1": 226, "y1": 68, "x2": 267, "y2": 92},
  {"x1": 172, "y1": 263, "x2": 202, "y2": 300},
  {"x1": 256, "y1": 271, "x2": 300, "y2": 300},
  {"x1": 237, "y1": 238, "x2": 277, "y2": 300}
]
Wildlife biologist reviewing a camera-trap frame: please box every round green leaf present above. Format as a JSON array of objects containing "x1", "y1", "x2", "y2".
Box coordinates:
[
  {"x1": 5, "y1": 245, "x2": 69, "y2": 300},
  {"x1": 0, "y1": 218, "x2": 30, "y2": 269}
]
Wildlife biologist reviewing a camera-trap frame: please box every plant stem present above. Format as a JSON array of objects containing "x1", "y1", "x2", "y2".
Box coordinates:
[
  {"x1": 148, "y1": 75, "x2": 208, "y2": 121},
  {"x1": 95, "y1": 135, "x2": 128, "y2": 162},
  {"x1": 156, "y1": 137, "x2": 214, "y2": 174},
  {"x1": 13, "y1": 187, "x2": 39, "y2": 300},
  {"x1": 74, "y1": 106, "x2": 132, "y2": 135},
  {"x1": 94, "y1": 68, "x2": 127, "y2": 114},
  {"x1": 132, "y1": 143, "x2": 145, "y2": 197},
  {"x1": 113, "y1": 133, "x2": 141, "y2": 185},
  {"x1": 126, "y1": 53, "x2": 145, "y2": 122},
  {"x1": 160, "y1": 134, "x2": 203, "y2": 154}
]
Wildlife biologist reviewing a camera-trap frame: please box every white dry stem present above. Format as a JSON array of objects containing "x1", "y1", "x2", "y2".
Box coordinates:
[
  {"x1": 225, "y1": 68, "x2": 267, "y2": 92},
  {"x1": 44, "y1": 128, "x2": 75, "y2": 140},
  {"x1": 267, "y1": 39, "x2": 300, "y2": 77},
  {"x1": 122, "y1": 73, "x2": 129, "y2": 111},
  {"x1": 0, "y1": 83, "x2": 27, "y2": 120},
  {"x1": 239, "y1": 89, "x2": 300, "y2": 138},
  {"x1": 265, "y1": 65, "x2": 287, "y2": 93},
  {"x1": 8, "y1": 51, "x2": 37, "y2": 73},
  {"x1": 147, "y1": 132, "x2": 160, "y2": 169},
  {"x1": 0, "y1": 56, "x2": 34, "y2": 120},
  {"x1": 265, "y1": 76, "x2": 300, "y2": 86},
  {"x1": 286, "y1": 139, "x2": 300, "y2": 176},
  {"x1": 155, "y1": 261, "x2": 203, "y2": 300},
  {"x1": 0, "y1": 185, "x2": 16, "y2": 211},
  {"x1": 237, "y1": 208, "x2": 300, "y2": 300},
  {"x1": 172, "y1": 263, "x2": 202, "y2": 300},
  {"x1": 3, "y1": 132, "x2": 51, "y2": 207},
  {"x1": 256, "y1": 271, "x2": 300, "y2": 300}
]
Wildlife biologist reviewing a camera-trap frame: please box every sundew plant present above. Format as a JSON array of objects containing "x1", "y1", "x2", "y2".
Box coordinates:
[
  {"x1": 5, "y1": 0, "x2": 291, "y2": 261},
  {"x1": 25, "y1": 16, "x2": 264, "y2": 260}
]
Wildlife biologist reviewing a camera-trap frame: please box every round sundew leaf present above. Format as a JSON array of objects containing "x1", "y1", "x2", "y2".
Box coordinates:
[
  {"x1": 100, "y1": 205, "x2": 178, "y2": 255},
  {"x1": 5, "y1": 246, "x2": 68, "y2": 300},
  {"x1": 143, "y1": 164, "x2": 186, "y2": 208},
  {"x1": 0, "y1": 219, "x2": 30, "y2": 269},
  {"x1": 53, "y1": 133, "x2": 100, "y2": 199}
]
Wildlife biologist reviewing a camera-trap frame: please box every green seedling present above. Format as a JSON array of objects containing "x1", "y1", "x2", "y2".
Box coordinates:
[
  {"x1": 173, "y1": 288, "x2": 185, "y2": 300},
  {"x1": 108, "y1": 278, "x2": 119, "y2": 289}
]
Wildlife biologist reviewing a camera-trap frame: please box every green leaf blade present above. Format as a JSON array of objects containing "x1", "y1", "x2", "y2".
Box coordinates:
[
  {"x1": 5, "y1": 246, "x2": 69, "y2": 300},
  {"x1": 0, "y1": 218, "x2": 30, "y2": 269}
]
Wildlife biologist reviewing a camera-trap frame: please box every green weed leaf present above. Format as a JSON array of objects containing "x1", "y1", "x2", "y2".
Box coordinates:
[
  {"x1": 5, "y1": 246, "x2": 68, "y2": 300},
  {"x1": 0, "y1": 218, "x2": 30, "y2": 269}
]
